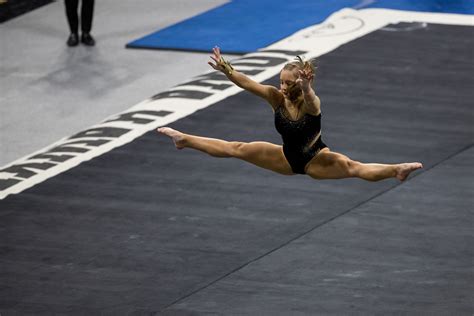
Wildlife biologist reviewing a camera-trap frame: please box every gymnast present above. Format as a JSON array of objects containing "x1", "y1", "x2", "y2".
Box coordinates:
[{"x1": 158, "y1": 46, "x2": 422, "y2": 181}]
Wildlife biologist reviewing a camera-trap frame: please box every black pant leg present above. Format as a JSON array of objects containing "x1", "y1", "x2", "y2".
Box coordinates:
[
  {"x1": 81, "y1": 0, "x2": 94, "y2": 33},
  {"x1": 65, "y1": 0, "x2": 79, "y2": 34}
]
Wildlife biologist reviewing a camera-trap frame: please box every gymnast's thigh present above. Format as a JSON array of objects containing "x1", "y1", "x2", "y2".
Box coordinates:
[
  {"x1": 235, "y1": 141, "x2": 294, "y2": 175},
  {"x1": 304, "y1": 148, "x2": 354, "y2": 179}
]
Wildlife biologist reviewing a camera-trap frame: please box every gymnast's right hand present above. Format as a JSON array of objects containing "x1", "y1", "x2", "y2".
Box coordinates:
[
  {"x1": 208, "y1": 46, "x2": 223, "y2": 71},
  {"x1": 208, "y1": 46, "x2": 234, "y2": 75}
]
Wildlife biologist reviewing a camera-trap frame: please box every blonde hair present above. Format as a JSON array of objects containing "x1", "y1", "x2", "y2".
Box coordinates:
[{"x1": 282, "y1": 56, "x2": 317, "y2": 74}]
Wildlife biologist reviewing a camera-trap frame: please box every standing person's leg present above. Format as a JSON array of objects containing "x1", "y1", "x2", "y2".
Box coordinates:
[
  {"x1": 157, "y1": 127, "x2": 294, "y2": 175},
  {"x1": 65, "y1": 0, "x2": 79, "y2": 46},
  {"x1": 65, "y1": 0, "x2": 79, "y2": 33},
  {"x1": 81, "y1": 0, "x2": 94, "y2": 34},
  {"x1": 305, "y1": 149, "x2": 422, "y2": 181},
  {"x1": 81, "y1": 0, "x2": 95, "y2": 45}
]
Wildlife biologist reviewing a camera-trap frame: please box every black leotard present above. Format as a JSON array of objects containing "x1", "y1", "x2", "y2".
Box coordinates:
[{"x1": 274, "y1": 106, "x2": 327, "y2": 174}]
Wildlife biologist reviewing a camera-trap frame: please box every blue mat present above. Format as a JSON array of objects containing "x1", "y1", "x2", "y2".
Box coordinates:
[{"x1": 126, "y1": 0, "x2": 474, "y2": 54}]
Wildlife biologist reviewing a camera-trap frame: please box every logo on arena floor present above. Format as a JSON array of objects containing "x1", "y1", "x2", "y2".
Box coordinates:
[{"x1": 291, "y1": 16, "x2": 365, "y2": 41}]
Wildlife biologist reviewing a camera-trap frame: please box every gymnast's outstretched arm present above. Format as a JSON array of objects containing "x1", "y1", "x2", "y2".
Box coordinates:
[{"x1": 208, "y1": 46, "x2": 283, "y2": 109}]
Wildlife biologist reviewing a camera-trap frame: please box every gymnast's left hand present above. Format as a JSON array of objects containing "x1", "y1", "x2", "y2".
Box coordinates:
[{"x1": 296, "y1": 68, "x2": 314, "y2": 92}]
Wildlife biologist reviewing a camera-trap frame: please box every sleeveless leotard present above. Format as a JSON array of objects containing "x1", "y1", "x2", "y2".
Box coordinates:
[{"x1": 274, "y1": 106, "x2": 327, "y2": 174}]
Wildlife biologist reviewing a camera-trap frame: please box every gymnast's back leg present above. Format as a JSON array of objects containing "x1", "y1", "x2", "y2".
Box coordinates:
[{"x1": 305, "y1": 149, "x2": 422, "y2": 181}]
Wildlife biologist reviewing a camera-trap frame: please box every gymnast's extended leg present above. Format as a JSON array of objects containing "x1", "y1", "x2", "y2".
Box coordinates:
[
  {"x1": 157, "y1": 127, "x2": 294, "y2": 175},
  {"x1": 305, "y1": 149, "x2": 422, "y2": 181}
]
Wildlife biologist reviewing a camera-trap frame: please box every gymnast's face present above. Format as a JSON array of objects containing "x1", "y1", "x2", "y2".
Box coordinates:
[{"x1": 279, "y1": 69, "x2": 298, "y2": 98}]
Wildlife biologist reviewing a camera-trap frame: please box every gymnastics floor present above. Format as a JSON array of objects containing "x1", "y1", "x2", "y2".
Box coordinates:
[{"x1": 1, "y1": 4, "x2": 473, "y2": 316}]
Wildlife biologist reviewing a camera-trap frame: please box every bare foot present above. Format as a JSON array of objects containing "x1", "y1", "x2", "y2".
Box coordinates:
[
  {"x1": 396, "y1": 162, "x2": 423, "y2": 181},
  {"x1": 157, "y1": 127, "x2": 186, "y2": 149}
]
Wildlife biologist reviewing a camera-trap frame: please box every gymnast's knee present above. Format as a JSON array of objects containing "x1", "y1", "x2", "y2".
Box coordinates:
[{"x1": 345, "y1": 159, "x2": 361, "y2": 177}]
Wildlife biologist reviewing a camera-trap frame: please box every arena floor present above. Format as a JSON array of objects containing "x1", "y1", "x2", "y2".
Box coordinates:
[{"x1": 1, "y1": 1, "x2": 473, "y2": 314}]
